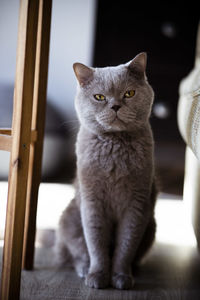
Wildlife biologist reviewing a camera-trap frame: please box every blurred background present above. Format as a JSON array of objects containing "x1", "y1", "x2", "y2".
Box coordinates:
[{"x1": 0, "y1": 0, "x2": 199, "y2": 195}]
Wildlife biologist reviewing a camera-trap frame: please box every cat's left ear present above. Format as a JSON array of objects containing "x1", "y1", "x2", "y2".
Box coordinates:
[{"x1": 127, "y1": 52, "x2": 147, "y2": 76}]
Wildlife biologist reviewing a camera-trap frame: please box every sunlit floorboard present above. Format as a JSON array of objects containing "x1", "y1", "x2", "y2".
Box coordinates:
[{"x1": 0, "y1": 182, "x2": 197, "y2": 247}]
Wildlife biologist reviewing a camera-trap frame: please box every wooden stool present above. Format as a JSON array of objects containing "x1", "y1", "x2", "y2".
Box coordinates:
[{"x1": 0, "y1": 0, "x2": 52, "y2": 299}]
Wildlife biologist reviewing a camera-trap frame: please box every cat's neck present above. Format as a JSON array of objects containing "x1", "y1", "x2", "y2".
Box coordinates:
[{"x1": 79, "y1": 123, "x2": 152, "y2": 142}]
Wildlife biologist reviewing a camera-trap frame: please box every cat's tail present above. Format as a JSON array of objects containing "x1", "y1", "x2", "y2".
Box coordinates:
[
  {"x1": 53, "y1": 206, "x2": 74, "y2": 268},
  {"x1": 53, "y1": 231, "x2": 73, "y2": 268}
]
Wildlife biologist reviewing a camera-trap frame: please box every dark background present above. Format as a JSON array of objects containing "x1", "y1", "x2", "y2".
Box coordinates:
[{"x1": 93, "y1": 1, "x2": 199, "y2": 194}]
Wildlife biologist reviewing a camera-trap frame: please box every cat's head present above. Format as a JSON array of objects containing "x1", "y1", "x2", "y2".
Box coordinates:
[{"x1": 73, "y1": 52, "x2": 154, "y2": 134}]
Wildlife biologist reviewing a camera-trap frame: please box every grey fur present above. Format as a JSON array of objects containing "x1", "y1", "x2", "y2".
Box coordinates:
[{"x1": 56, "y1": 53, "x2": 157, "y2": 290}]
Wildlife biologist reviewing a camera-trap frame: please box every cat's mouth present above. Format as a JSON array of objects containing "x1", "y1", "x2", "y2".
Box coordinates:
[
  {"x1": 96, "y1": 113, "x2": 127, "y2": 132},
  {"x1": 111, "y1": 115, "x2": 126, "y2": 125}
]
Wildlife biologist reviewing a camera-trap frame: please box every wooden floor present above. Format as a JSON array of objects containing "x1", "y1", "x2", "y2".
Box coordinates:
[{"x1": 1, "y1": 242, "x2": 200, "y2": 300}]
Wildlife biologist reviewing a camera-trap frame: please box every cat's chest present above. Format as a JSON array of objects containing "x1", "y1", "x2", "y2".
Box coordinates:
[{"x1": 84, "y1": 135, "x2": 146, "y2": 177}]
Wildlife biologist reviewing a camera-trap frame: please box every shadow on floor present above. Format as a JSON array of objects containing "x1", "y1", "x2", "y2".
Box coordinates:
[{"x1": 1, "y1": 241, "x2": 200, "y2": 300}]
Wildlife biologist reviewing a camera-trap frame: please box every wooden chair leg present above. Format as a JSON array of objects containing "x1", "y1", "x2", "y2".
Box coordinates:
[
  {"x1": 0, "y1": 1, "x2": 40, "y2": 299},
  {"x1": 22, "y1": 0, "x2": 52, "y2": 270}
]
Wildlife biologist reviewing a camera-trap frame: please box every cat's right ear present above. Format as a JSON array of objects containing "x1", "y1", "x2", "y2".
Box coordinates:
[{"x1": 73, "y1": 63, "x2": 94, "y2": 86}]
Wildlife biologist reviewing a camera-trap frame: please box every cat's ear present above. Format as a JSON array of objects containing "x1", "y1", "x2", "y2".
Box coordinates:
[
  {"x1": 127, "y1": 52, "x2": 147, "y2": 76},
  {"x1": 73, "y1": 63, "x2": 94, "y2": 86}
]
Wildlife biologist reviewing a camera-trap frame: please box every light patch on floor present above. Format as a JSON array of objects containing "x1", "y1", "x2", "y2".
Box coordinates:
[
  {"x1": 155, "y1": 199, "x2": 196, "y2": 247},
  {"x1": 0, "y1": 182, "x2": 197, "y2": 248}
]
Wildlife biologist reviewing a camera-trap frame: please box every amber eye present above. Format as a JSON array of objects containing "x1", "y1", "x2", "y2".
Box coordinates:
[
  {"x1": 94, "y1": 94, "x2": 106, "y2": 101},
  {"x1": 124, "y1": 90, "x2": 135, "y2": 98}
]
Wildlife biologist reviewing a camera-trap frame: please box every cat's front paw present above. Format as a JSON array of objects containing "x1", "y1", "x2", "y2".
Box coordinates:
[
  {"x1": 85, "y1": 271, "x2": 110, "y2": 289},
  {"x1": 112, "y1": 273, "x2": 134, "y2": 290}
]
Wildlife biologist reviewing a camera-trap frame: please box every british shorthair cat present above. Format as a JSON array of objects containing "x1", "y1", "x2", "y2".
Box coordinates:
[{"x1": 56, "y1": 52, "x2": 157, "y2": 290}]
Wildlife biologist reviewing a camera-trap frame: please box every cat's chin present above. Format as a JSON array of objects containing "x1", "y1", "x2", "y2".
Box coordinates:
[
  {"x1": 109, "y1": 119, "x2": 126, "y2": 131},
  {"x1": 99, "y1": 118, "x2": 127, "y2": 133},
  {"x1": 95, "y1": 114, "x2": 132, "y2": 133}
]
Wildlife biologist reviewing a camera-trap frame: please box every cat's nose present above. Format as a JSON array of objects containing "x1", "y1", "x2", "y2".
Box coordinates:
[{"x1": 111, "y1": 105, "x2": 121, "y2": 112}]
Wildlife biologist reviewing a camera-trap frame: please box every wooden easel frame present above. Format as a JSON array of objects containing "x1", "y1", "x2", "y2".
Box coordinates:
[{"x1": 0, "y1": 0, "x2": 52, "y2": 299}]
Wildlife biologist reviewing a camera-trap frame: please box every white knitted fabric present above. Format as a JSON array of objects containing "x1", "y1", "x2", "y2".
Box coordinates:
[{"x1": 178, "y1": 22, "x2": 200, "y2": 161}]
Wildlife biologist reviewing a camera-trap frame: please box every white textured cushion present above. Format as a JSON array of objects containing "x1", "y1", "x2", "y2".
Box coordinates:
[{"x1": 178, "y1": 22, "x2": 200, "y2": 161}]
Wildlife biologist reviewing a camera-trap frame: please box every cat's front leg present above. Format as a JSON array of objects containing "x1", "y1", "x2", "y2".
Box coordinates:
[
  {"x1": 112, "y1": 209, "x2": 149, "y2": 290},
  {"x1": 81, "y1": 197, "x2": 111, "y2": 289}
]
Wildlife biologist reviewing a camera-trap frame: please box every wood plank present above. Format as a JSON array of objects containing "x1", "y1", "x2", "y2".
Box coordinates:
[
  {"x1": 0, "y1": 0, "x2": 40, "y2": 299},
  {"x1": 22, "y1": 0, "x2": 52, "y2": 270},
  {"x1": 0, "y1": 129, "x2": 12, "y2": 135},
  {"x1": 0, "y1": 129, "x2": 36, "y2": 146},
  {"x1": 31, "y1": 129, "x2": 38, "y2": 143},
  {"x1": 0, "y1": 134, "x2": 12, "y2": 152}
]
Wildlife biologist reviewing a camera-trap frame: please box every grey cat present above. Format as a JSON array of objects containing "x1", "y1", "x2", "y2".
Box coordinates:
[{"x1": 56, "y1": 52, "x2": 157, "y2": 290}]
